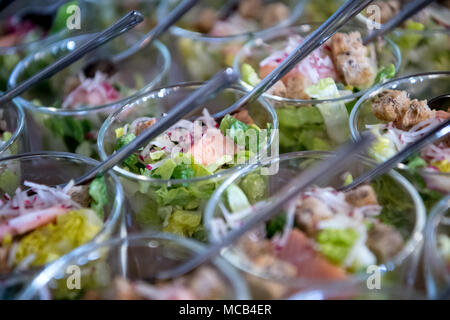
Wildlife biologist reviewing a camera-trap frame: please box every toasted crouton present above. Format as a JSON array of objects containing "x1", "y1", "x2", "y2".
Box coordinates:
[
  {"x1": 329, "y1": 32, "x2": 367, "y2": 59},
  {"x1": 335, "y1": 54, "x2": 376, "y2": 89},
  {"x1": 238, "y1": 0, "x2": 263, "y2": 20},
  {"x1": 261, "y1": 3, "x2": 289, "y2": 28},
  {"x1": 371, "y1": 89, "x2": 410, "y2": 122},
  {"x1": 398, "y1": 99, "x2": 434, "y2": 130},
  {"x1": 345, "y1": 185, "x2": 378, "y2": 207},
  {"x1": 283, "y1": 73, "x2": 314, "y2": 99},
  {"x1": 194, "y1": 8, "x2": 218, "y2": 33}
]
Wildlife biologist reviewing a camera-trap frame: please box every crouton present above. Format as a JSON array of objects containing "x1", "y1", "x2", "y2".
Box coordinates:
[
  {"x1": 134, "y1": 119, "x2": 156, "y2": 136},
  {"x1": 373, "y1": 0, "x2": 401, "y2": 24},
  {"x1": 194, "y1": 8, "x2": 219, "y2": 33},
  {"x1": 329, "y1": 32, "x2": 367, "y2": 59},
  {"x1": 232, "y1": 109, "x2": 255, "y2": 125},
  {"x1": 367, "y1": 223, "x2": 404, "y2": 262},
  {"x1": 261, "y1": 3, "x2": 289, "y2": 28},
  {"x1": 398, "y1": 99, "x2": 434, "y2": 130},
  {"x1": 238, "y1": 0, "x2": 263, "y2": 20},
  {"x1": 371, "y1": 89, "x2": 411, "y2": 122},
  {"x1": 295, "y1": 197, "x2": 333, "y2": 236},
  {"x1": 335, "y1": 53, "x2": 376, "y2": 89},
  {"x1": 345, "y1": 185, "x2": 378, "y2": 207},
  {"x1": 266, "y1": 80, "x2": 288, "y2": 97},
  {"x1": 283, "y1": 73, "x2": 314, "y2": 99}
]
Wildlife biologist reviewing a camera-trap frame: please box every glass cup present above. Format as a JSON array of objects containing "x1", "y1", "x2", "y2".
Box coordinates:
[
  {"x1": 97, "y1": 83, "x2": 277, "y2": 240},
  {"x1": 234, "y1": 23, "x2": 401, "y2": 154},
  {"x1": 158, "y1": 0, "x2": 306, "y2": 82},
  {"x1": 0, "y1": 0, "x2": 102, "y2": 91},
  {"x1": 0, "y1": 101, "x2": 27, "y2": 158},
  {"x1": 204, "y1": 151, "x2": 426, "y2": 299},
  {"x1": 8, "y1": 31, "x2": 170, "y2": 159},
  {"x1": 424, "y1": 196, "x2": 450, "y2": 299},
  {"x1": 349, "y1": 72, "x2": 450, "y2": 210},
  {"x1": 0, "y1": 151, "x2": 124, "y2": 299},
  {"x1": 17, "y1": 232, "x2": 250, "y2": 300}
]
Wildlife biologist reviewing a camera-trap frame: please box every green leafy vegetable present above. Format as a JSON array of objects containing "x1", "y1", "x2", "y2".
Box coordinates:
[
  {"x1": 89, "y1": 175, "x2": 108, "y2": 219},
  {"x1": 317, "y1": 228, "x2": 359, "y2": 265},
  {"x1": 266, "y1": 214, "x2": 286, "y2": 239},
  {"x1": 374, "y1": 64, "x2": 396, "y2": 84}
]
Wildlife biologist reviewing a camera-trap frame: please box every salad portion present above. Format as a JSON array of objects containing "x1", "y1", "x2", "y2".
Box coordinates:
[
  {"x1": 98, "y1": 84, "x2": 276, "y2": 240},
  {"x1": 183, "y1": 0, "x2": 290, "y2": 36},
  {"x1": 205, "y1": 153, "x2": 424, "y2": 299},
  {"x1": 9, "y1": 32, "x2": 170, "y2": 158},
  {"x1": 114, "y1": 108, "x2": 270, "y2": 238},
  {"x1": 237, "y1": 26, "x2": 400, "y2": 153},
  {"x1": 160, "y1": 0, "x2": 303, "y2": 81},
  {"x1": 350, "y1": 73, "x2": 450, "y2": 209},
  {"x1": 0, "y1": 1, "x2": 81, "y2": 90},
  {"x1": 18, "y1": 234, "x2": 249, "y2": 300},
  {"x1": 0, "y1": 177, "x2": 108, "y2": 273}
]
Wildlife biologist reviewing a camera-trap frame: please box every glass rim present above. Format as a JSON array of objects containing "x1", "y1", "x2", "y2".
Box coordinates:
[
  {"x1": 7, "y1": 32, "x2": 171, "y2": 116},
  {"x1": 424, "y1": 195, "x2": 450, "y2": 299},
  {"x1": 0, "y1": 102, "x2": 25, "y2": 156},
  {"x1": 355, "y1": 3, "x2": 450, "y2": 34},
  {"x1": 17, "y1": 231, "x2": 251, "y2": 300},
  {"x1": 159, "y1": 0, "x2": 306, "y2": 42},
  {"x1": 97, "y1": 81, "x2": 279, "y2": 185},
  {"x1": 203, "y1": 150, "x2": 426, "y2": 287},
  {"x1": 0, "y1": 151, "x2": 124, "y2": 247},
  {"x1": 233, "y1": 23, "x2": 402, "y2": 104},
  {"x1": 349, "y1": 71, "x2": 450, "y2": 178}
]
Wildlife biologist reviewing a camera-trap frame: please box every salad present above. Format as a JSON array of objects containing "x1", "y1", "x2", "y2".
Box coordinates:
[
  {"x1": 350, "y1": 72, "x2": 450, "y2": 209},
  {"x1": 98, "y1": 84, "x2": 276, "y2": 240},
  {"x1": 237, "y1": 25, "x2": 400, "y2": 153},
  {"x1": 358, "y1": 1, "x2": 450, "y2": 74},
  {"x1": 9, "y1": 32, "x2": 170, "y2": 158},
  {"x1": 0, "y1": 178, "x2": 107, "y2": 272},
  {"x1": 159, "y1": 0, "x2": 304, "y2": 81},
  {"x1": 114, "y1": 108, "x2": 269, "y2": 238},
  {"x1": 204, "y1": 152, "x2": 425, "y2": 299},
  {"x1": 18, "y1": 234, "x2": 249, "y2": 300},
  {"x1": 0, "y1": 1, "x2": 81, "y2": 90}
]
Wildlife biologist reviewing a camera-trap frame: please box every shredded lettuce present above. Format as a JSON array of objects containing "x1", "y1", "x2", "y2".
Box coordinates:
[{"x1": 305, "y1": 78, "x2": 350, "y2": 144}]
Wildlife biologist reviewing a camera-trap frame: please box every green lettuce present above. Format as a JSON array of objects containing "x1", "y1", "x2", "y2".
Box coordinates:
[
  {"x1": 89, "y1": 175, "x2": 108, "y2": 219},
  {"x1": 317, "y1": 228, "x2": 359, "y2": 265}
]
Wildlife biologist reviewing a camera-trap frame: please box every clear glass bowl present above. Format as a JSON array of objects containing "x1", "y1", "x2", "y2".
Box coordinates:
[
  {"x1": 204, "y1": 151, "x2": 426, "y2": 299},
  {"x1": 349, "y1": 72, "x2": 450, "y2": 210},
  {"x1": 0, "y1": 101, "x2": 27, "y2": 158},
  {"x1": 158, "y1": 0, "x2": 306, "y2": 82},
  {"x1": 424, "y1": 196, "x2": 450, "y2": 299},
  {"x1": 234, "y1": 23, "x2": 401, "y2": 154},
  {"x1": 17, "y1": 232, "x2": 250, "y2": 300},
  {"x1": 392, "y1": 28, "x2": 450, "y2": 76},
  {"x1": 0, "y1": 151, "x2": 124, "y2": 299},
  {"x1": 0, "y1": 0, "x2": 100, "y2": 91},
  {"x1": 97, "y1": 83, "x2": 278, "y2": 239},
  {"x1": 8, "y1": 31, "x2": 170, "y2": 158}
]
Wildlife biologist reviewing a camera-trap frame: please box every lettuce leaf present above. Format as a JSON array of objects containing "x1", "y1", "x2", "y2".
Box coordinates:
[
  {"x1": 89, "y1": 175, "x2": 108, "y2": 219},
  {"x1": 305, "y1": 78, "x2": 350, "y2": 144}
]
